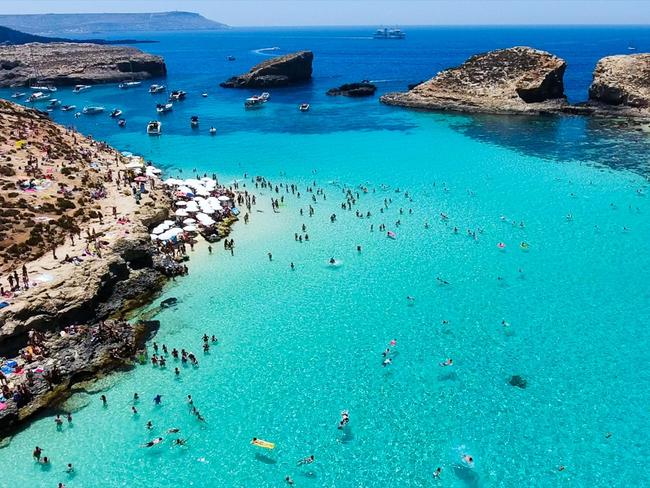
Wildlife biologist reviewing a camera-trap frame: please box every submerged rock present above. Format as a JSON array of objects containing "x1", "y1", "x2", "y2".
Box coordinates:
[
  {"x1": 509, "y1": 375, "x2": 528, "y2": 389},
  {"x1": 588, "y1": 53, "x2": 650, "y2": 115},
  {"x1": 326, "y1": 82, "x2": 377, "y2": 97},
  {"x1": 0, "y1": 42, "x2": 166, "y2": 87},
  {"x1": 220, "y1": 50, "x2": 313, "y2": 88},
  {"x1": 160, "y1": 297, "x2": 178, "y2": 308},
  {"x1": 58, "y1": 392, "x2": 92, "y2": 413},
  {"x1": 381, "y1": 46, "x2": 568, "y2": 115}
]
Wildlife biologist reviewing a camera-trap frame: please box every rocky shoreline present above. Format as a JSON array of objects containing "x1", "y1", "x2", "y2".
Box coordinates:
[
  {"x1": 0, "y1": 42, "x2": 166, "y2": 87},
  {"x1": 0, "y1": 101, "x2": 241, "y2": 441},
  {"x1": 381, "y1": 47, "x2": 650, "y2": 121}
]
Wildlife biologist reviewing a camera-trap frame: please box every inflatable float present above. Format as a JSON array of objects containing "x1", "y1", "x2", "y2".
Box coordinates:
[
  {"x1": 251, "y1": 438, "x2": 275, "y2": 449},
  {"x1": 520, "y1": 242, "x2": 530, "y2": 251},
  {"x1": 387, "y1": 231, "x2": 396, "y2": 239},
  {"x1": 497, "y1": 242, "x2": 506, "y2": 250}
]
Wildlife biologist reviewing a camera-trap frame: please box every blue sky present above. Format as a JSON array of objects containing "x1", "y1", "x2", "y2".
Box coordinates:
[{"x1": 5, "y1": 0, "x2": 650, "y2": 26}]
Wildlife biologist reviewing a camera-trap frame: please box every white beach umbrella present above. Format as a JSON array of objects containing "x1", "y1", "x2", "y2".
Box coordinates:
[
  {"x1": 182, "y1": 217, "x2": 196, "y2": 224},
  {"x1": 217, "y1": 195, "x2": 230, "y2": 202},
  {"x1": 200, "y1": 207, "x2": 215, "y2": 214},
  {"x1": 175, "y1": 201, "x2": 187, "y2": 207},
  {"x1": 175, "y1": 208, "x2": 189, "y2": 217},
  {"x1": 183, "y1": 225, "x2": 198, "y2": 232},
  {"x1": 151, "y1": 226, "x2": 165, "y2": 235}
]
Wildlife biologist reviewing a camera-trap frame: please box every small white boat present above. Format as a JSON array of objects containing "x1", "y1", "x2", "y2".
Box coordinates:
[
  {"x1": 147, "y1": 120, "x2": 162, "y2": 135},
  {"x1": 191, "y1": 115, "x2": 199, "y2": 128},
  {"x1": 209, "y1": 127, "x2": 217, "y2": 135},
  {"x1": 169, "y1": 90, "x2": 187, "y2": 101},
  {"x1": 72, "y1": 84, "x2": 92, "y2": 93},
  {"x1": 11, "y1": 92, "x2": 25, "y2": 99},
  {"x1": 61, "y1": 105, "x2": 76, "y2": 112},
  {"x1": 149, "y1": 84, "x2": 166, "y2": 93},
  {"x1": 260, "y1": 92, "x2": 270, "y2": 101},
  {"x1": 156, "y1": 102, "x2": 173, "y2": 114},
  {"x1": 109, "y1": 109, "x2": 123, "y2": 118},
  {"x1": 244, "y1": 96, "x2": 265, "y2": 109},
  {"x1": 82, "y1": 106, "x2": 105, "y2": 115},
  {"x1": 119, "y1": 81, "x2": 142, "y2": 89},
  {"x1": 201, "y1": 92, "x2": 208, "y2": 97},
  {"x1": 31, "y1": 85, "x2": 57, "y2": 92},
  {"x1": 47, "y1": 99, "x2": 61, "y2": 109},
  {"x1": 26, "y1": 92, "x2": 51, "y2": 103},
  {"x1": 299, "y1": 103, "x2": 310, "y2": 112}
]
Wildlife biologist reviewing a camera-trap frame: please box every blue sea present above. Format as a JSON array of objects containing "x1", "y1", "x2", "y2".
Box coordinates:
[{"x1": 1, "y1": 26, "x2": 650, "y2": 487}]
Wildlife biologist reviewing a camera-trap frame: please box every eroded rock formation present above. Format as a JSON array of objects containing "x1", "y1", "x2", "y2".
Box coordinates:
[
  {"x1": 220, "y1": 50, "x2": 313, "y2": 88},
  {"x1": 588, "y1": 53, "x2": 650, "y2": 114}
]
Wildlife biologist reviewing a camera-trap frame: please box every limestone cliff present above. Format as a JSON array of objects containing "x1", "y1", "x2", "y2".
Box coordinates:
[
  {"x1": 588, "y1": 53, "x2": 650, "y2": 115},
  {"x1": 220, "y1": 50, "x2": 313, "y2": 88},
  {"x1": 381, "y1": 46, "x2": 568, "y2": 115},
  {"x1": 0, "y1": 42, "x2": 166, "y2": 87}
]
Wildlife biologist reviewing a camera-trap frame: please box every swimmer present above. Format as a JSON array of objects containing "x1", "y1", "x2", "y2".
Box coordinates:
[
  {"x1": 146, "y1": 420, "x2": 153, "y2": 430},
  {"x1": 406, "y1": 295, "x2": 415, "y2": 303},
  {"x1": 66, "y1": 463, "x2": 74, "y2": 473},
  {"x1": 382, "y1": 348, "x2": 390, "y2": 357},
  {"x1": 338, "y1": 410, "x2": 350, "y2": 429},
  {"x1": 382, "y1": 358, "x2": 392, "y2": 367},
  {"x1": 502, "y1": 320, "x2": 510, "y2": 327},
  {"x1": 389, "y1": 339, "x2": 397, "y2": 347},
  {"x1": 285, "y1": 475, "x2": 295, "y2": 485},
  {"x1": 167, "y1": 427, "x2": 180, "y2": 433},
  {"x1": 297, "y1": 454, "x2": 315, "y2": 466},
  {"x1": 329, "y1": 257, "x2": 336, "y2": 265},
  {"x1": 33, "y1": 446, "x2": 42, "y2": 460},
  {"x1": 462, "y1": 454, "x2": 474, "y2": 467},
  {"x1": 142, "y1": 437, "x2": 164, "y2": 448},
  {"x1": 433, "y1": 467, "x2": 442, "y2": 478},
  {"x1": 173, "y1": 438, "x2": 187, "y2": 446},
  {"x1": 132, "y1": 406, "x2": 138, "y2": 415},
  {"x1": 154, "y1": 394, "x2": 162, "y2": 405},
  {"x1": 100, "y1": 394, "x2": 107, "y2": 406},
  {"x1": 436, "y1": 277, "x2": 450, "y2": 285},
  {"x1": 440, "y1": 358, "x2": 453, "y2": 367}
]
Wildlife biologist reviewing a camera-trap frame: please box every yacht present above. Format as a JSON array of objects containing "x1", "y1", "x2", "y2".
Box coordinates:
[
  {"x1": 82, "y1": 106, "x2": 105, "y2": 115},
  {"x1": 191, "y1": 115, "x2": 199, "y2": 128},
  {"x1": 72, "y1": 84, "x2": 92, "y2": 93},
  {"x1": 30, "y1": 84, "x2": 57, "y2": 92},
  {"x1": 118, "y1": 81, "x2": 142, "y2": 89},
  {"x1": 373, "y1": 27, "x2": 406, "y2": 39},
  {"x1": 149, "y1": 84, "x2": 166, "y2": 94},
  {"x1": 11, "y1": 92, "x2": 25, "y2": 99},
  {"x1": 169, "y1": 90, "x2": 187, "y2": 101},
  {"x1": 61, "y1": 105, "x2": 76, "y2": 112},
  {"x1": 156, "y1": 102, "x2": 173, "y2": 114},
  {"x1": 109, "y1": 108, "x2": 123, "y2": 118},
  {"x1": 147, "y1": 120, "x2": 162, "y2": 135},
  {"x1": 26, "y1": 92, "x2": 51, "y2": 103},
  {"x1": 299, "y1": 103, "x2": 310, "y2": 112},
  {"x1": 244, "y1": 96, "x2": 265, "y2": 109}
]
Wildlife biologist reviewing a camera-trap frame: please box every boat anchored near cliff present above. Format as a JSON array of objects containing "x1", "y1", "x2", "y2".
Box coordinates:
[
  {"x1": 119, "y1": 81, "x2": 142, "y2": 89},
  {"x1": 147, "y1": 120, "x2": 162, "y2": 135},
  {"x1": 82, "y1": 106, "x2": 105, "y2": 115},
  {"x1": 149, "y1": 84, "x2": 166, "y2": 93},
  {"x1": 156, "y1": 102, "x2": 173, "y2": 114},
  {"x1": 73, "y1": 84, "x2": 92, "y2": 93}
]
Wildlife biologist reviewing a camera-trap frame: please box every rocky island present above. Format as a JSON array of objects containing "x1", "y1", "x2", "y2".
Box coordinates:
[
  {"x1": 588, "y1": 53, "x2": 650, "y2": 117},
  {"x1": 381, "y1": 47, "x2": 569, "y2": 115},
  {"x1": 220, "y1": 50, "x2": 313, "y2": 88},
  {"x1": 0, "y1": 42, "x2": 166, "y2": 87},
  {"x1": 327, "y1": 82, "x2": 377, "y2": 97}
]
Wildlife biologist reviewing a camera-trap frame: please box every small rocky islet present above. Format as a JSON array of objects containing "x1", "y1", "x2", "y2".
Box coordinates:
[{"x1": 219, "y1": 50, "x2": 313, "y2": 88}]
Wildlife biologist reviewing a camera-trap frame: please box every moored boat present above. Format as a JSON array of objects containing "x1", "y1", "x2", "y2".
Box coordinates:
[
  {"x1": 109, "y1": 109, "x2": 123, "y2": 118},
  {"x1": 191, "y1": 115, "x2": 199, "y2": 128},
  {"x1": 373, "y1": 27, "x2": 406, "y2": 39},
  {"x1": 260, "y1": 92, "x2": 270, "y2": 101},
  {"x1": 169, "y1": 90, "x2": 187, "y2": 101},
  {"x1": 156, "y1": 102, "x2": 173, "y2": 114},
  {"x1": 118, "y1": 118, "x2": 127, "y2": 128},
  {"x1": 72, "y1": 84, "x2": 92, "y2": 93},
  {"x1": 149, "y1": 84, "x2": 166, "y2": 93},
  {"x1": 30, "y1": 84, "x2": 57, "y2": 92},
  {"x1": 119, "y1": 81, "x2": 142, "y2": 89},
  {"x1": 147, "y1": 120, "x2": 162, "y2": 135},
  {"x1": 61, "y1": 104, "x2": 76, "y2": 112},
  {"x1": 11, "y1": 92, "x2": 25, "y2": 99},
  {"x1": 82, "y1": 106, "x2": 105, "y2": 115},
  {"x1": 47, "y1": 99, "x2": 61, "y2": 110},
  {"x1": 227, "y1": 55, "x2": 236, "y2": 61},
  {"x1": 299, "y1": 103, "x2": 310, "y2": 112},
  {"x1": 26, "y1": 92, "x2": 51, "y2": 103}
]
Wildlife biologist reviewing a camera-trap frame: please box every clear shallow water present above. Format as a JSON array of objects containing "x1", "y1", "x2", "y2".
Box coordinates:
[{"x1": 1, "y1": 27, "x2": 650, "y2": 487}]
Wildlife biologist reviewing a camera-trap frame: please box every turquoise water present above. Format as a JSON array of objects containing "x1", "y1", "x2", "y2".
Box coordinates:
[{"x1": 2, "y1": 28, "x2": 650, "y2": 487}]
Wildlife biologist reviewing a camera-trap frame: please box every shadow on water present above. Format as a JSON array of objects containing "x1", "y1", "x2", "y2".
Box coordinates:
[
  {"x1": 254, "y1": 453, "x2": 277, "y2": 464},
  {"x1": 452, "y1": 463, "x2": 480, "y2": 487},
  {"x1": 449, "y1": 113, "x2": 650, "y2": 177}
]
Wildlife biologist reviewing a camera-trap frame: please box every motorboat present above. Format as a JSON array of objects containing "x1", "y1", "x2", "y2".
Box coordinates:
[
  {"x1": 118, "y1": 118, "x2": 126, "y2": 128},
  {"x1": 244, "y1": 96, "x2": 265, "y2": 109},
  {"x1": 109, "y1": 108, "x2": 123, "y2": 118},
  {"x1": 119, "y1": 81, "x2": 142, "y2": 89},
  {"x1": 72, "y1": 84, "x2": 92, "y2": 93},
  {"x1": 227, "y1": 55, "x2": 236, "y2": 61},
  {"x1": 260, "y1": 92, "x2": 270, "y2": 101},
  {"x1": 299, "y1": 103, "x2": 310, "y2": 112},
  {"x1": 190, "y1": 115, "x2": 199, "y2": 128},
  {"x1": 156, "y1": 102, "x2": 173, "y2": 114},
  {"x1": 202, "y1": 92, "x2": 208, "y2": 97},
  {"x1": 26, "y1": 92, "x2": 51, "y2": 103},
  {"x1": 61, "y1": 105, "x2": 76, "y2": 112},
  {"x1": 209, "y1": 127, "x2": 217, "y2": 135},
  {"x1": 82, "y1": 106, "x2": 105, "y2": 115},
  {"x1": 11, "y1": 92, "x2": 25, "y2": 99},
  {"x1": 147, "y1": 120, "x2": 162, "y2": 135},
  {"x1": 149, "y1": 84, "x2": 166, "y2": 93},
  {"x1": 169, "y1": 90, "x2": 187, "y2": 101},
  {"x1": 373, "y1": 27, "x2": 406, "y2": 39},
  {"x1": 30, "y1": 84, "x2": 57, "y2": 92},
  {"x1": 47, "y1": 99, "x2": 61, "y2": 109}
]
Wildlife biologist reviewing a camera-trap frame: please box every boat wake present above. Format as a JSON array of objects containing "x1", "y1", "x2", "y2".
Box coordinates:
[{"x1": 252, "y1": 47, "x2": 282, "y2": 56}]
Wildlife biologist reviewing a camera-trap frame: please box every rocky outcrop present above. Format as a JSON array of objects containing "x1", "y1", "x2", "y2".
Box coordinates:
[
  {"x1": 588, "y1": 53, "x2": 650, "y2": 115},
  {"x1": 381, "y1": 46, "x2": 568, "y2": 115},
  {"x1": 220, "y1": 50, "x2": 313, "y2": 88},
  {"x1": 326, "y1": 82, "x2": 377, "y2": 97},
  {"x1": 0, "y1": 42, "x2": 166, "y2": 87}
]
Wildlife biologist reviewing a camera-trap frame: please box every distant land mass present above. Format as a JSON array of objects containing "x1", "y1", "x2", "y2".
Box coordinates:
[
  {"x1": 0, "y1": 11, "x2": 227, "y2": 36},
  {"x1": 0, "y1": 25, "x2": 155, "y2": 45}
]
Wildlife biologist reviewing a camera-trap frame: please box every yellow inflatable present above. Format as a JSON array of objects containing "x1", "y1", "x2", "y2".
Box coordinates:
[{"x1": 251, "y1": 438, "x2": 275, "y2": 449}]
